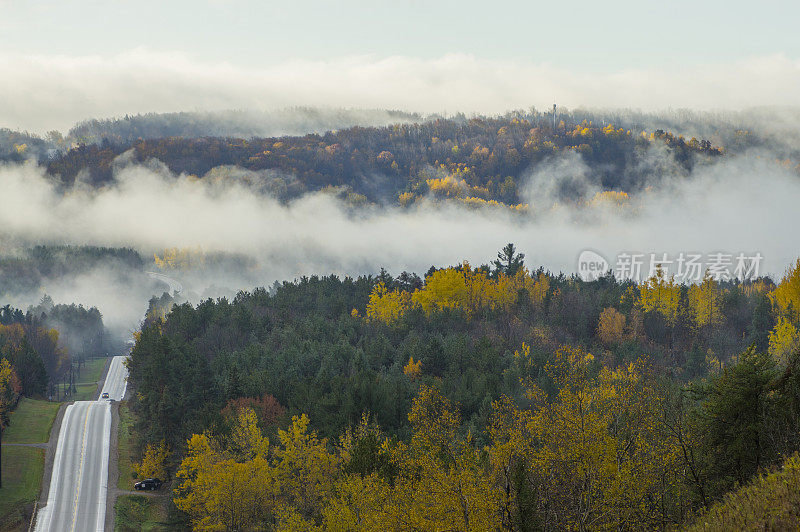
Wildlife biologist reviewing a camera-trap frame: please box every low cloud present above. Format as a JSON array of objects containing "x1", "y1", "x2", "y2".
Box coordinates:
[
  {"x1": 1, "y1": 49, "x2": 799, "y2": 132},
  {"x1": 0, "y1": 149, "x2": 797, "y2": 334},
  {"x1": 0, "y1": 151, "x2": 797, "y2": 278}
]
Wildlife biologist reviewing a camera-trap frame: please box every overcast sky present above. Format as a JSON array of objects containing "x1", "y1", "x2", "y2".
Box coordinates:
[{"x1": 1, "y1": 0, "x2": 798, "y2": 132}]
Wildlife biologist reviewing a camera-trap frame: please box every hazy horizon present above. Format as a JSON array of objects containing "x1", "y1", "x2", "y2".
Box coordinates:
[{"x1": 1, "y1": 0, "x2": 798, "y2": 132}]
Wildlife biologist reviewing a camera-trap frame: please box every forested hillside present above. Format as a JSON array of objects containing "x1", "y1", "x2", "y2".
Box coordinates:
[
  {"x1": 66, "y1": 108, "x2": 422, "y2": 145},
  {"x1": 47, "y1": 115, "x2": 723, "y2": 205},
  {"x1": 125, "y1": 249, "x2": 800, "y2": 530},
  {"x1": 0, "y1": 245, "x2": 144, "y2": 297},
  {"x1": 0, "y1": 128, "x2": 54, "y2": 162},
  {"x1": 0, "y1": 108, "x2": 423, "y2": 164}
]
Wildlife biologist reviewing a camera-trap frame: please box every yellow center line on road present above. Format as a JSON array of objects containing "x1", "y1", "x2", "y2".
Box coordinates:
[{"x1": 69, "y1": 404, "x2": 92, "y2": 532}]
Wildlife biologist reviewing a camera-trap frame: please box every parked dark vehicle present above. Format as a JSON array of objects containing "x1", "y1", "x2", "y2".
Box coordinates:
[{"x1": 134, "y1": 478, "x2": 162, "y2": 491}]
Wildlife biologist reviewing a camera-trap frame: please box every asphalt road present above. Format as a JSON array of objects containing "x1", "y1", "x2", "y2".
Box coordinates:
[{"x1": 35, "y1": 356, "x2": 129, "y2": 532}]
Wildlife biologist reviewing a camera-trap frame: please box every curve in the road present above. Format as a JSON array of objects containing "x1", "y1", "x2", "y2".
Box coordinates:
[{"x1": 145, "y1": 271, "x2": 183, "y2": 295}]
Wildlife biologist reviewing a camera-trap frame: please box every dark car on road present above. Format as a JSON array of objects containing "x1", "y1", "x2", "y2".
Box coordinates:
[
  {"x1": 134, "y1": 478, "x2": 163, "y2": 491},
  {"x1": 101, "y1": 392, "x2": 109, "y2": 399}
]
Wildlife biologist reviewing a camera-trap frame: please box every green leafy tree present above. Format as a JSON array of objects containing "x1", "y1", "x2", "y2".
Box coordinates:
[{"x1": 10, "y1": 337, "x2": 47, "y2": 397}]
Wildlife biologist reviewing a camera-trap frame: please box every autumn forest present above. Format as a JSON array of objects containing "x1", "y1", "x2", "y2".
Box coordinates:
[
  {"x1": 2, "y1": 1, "x2": 800, "y2": 530},
  {"x1": 1, "y1": 107, "x2": 799, "y2": 531},
  {"x1": 123, "y1": 246, "x2": 800, "y2": 530}
]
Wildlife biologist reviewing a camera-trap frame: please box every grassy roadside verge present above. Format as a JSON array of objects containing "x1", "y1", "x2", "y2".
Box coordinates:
[
  {"x1": 0, "y1": 446, "x2": 45, "y2": 531},
  {"x1": 3, "y1": 398, "x2": 61, "y2": 444},
  {"x1": 72, "y1": 357, "x2": 110, "y2": 401},
  {"x1": 114, "y1": 403, "x2": 174, "y2": 531},
  {"x1": 114, "y1": 496, "x2": 169, "y2": 532},
  {"x1": 117, "y1": 401, "x2": 137, "y2": 491},
  {"x1": 0, "y1": 397, "x2": 60, "y2": 530}
]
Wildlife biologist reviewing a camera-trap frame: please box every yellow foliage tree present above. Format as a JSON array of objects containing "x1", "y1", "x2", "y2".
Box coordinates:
[
  {"x1": 0, "y1": 358, "x2": 19, "y2": 424},
  {"x1": 135, "y1": 439, "x2": 170, "y2": 480},
  {"x1": 175, "y1": 411, "x2": 339, "y2": 530},
  {"x1": 638, "y1": 267, "x2": 680, "y2": 324},
  {"x1": 154, "y1": 246, "x2": 206, "y2": 271},
  {"x1": 488, "y1": 347, "x2": 683, "y2": 530},
  {"x1": 412, "y1": 267, "x2": 467, "y2": 314},
  {"x1": 174, "y1": 411, "x2": 275, "y2": 530},
  {"x1": 397, "y1": 191, "x2": 414, "y2": 207},
  {"x1": 319, "y1": 473, "x2": 392, "y2": 531},
  {"x1": 409, "y1": 264, "x2": 550, "y2": 318},
  {"x1": 463, "y1": 264, "x2": 499, "y2": 315},
  {"x1": 768, "y1": 317, "x2": 800, "y2": 366},
  {"x1": 272, "y1": 414, "x2": 340, "y2": 520},
  {"x1": 589, "y1": 190, "x2": 630, "y2": 209},
  {"x1": 526, "y1": 272, "x2": 550, "y2": 310},
  {"x1": 769, "y1": 258, "x2": 800, "y2": 322},
  {"x1": 310, "y1": 386, "x2": 501, "y2": 530},
  {"x1": 403, "y1": 356, "x2": 422, "y2": 379},
  {"x1": 689, "y1": 272, "x2": 723, "y2": 327},
  {"x1": 230, "y1": 407, "x2": 270, "y2": 460},
  {"x1": 175, "y1": 438, "x2": 272, "y2": 531},
  {"x1": 493, "y1": 269, "x2": 526, "y2": 313},
  {"x1": 512, "y1": 342, "x2": 546, "y2": 401},
  {"x1": 365, "y1": 282, "x2": 410, "y2": 325},
  {"x1": 597, "y1": 307, "x2": 626, "y2": 345},
  {"x1": 388, "y1": 386, "x2": 501, "y2": 531},
  {"x1": 0, "y1": 324, "x2": 25, "y2": 352},
  {"x1": 426, "y1": 174, "x2": 470, "y2": 198}
]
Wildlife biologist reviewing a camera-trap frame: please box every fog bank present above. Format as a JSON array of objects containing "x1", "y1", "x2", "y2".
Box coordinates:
[
  {"x1": 2, "y1": 50, "x2": 799, "y2": 132},
  {"x1": 0, "y1": 150, "x2": 796, "y2": 275}
]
